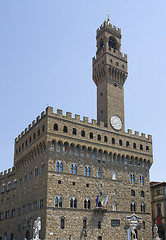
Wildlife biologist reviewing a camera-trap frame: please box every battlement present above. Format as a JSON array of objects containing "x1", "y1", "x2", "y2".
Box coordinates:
[
  {"x1": 46, "y1": 106, "x2": 151, "y2": 141},
  {"x1": 97, "y1": 20, "x2": 121, "y2": 36},
  {"x1": 0, "y1": 167, "x2": 15, "y2": 178},
  {"x1": 15, "y1": 110, "x2": 46, "y2": 143}
]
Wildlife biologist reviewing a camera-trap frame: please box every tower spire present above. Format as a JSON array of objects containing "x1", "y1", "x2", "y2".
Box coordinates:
[{"x1": 107, "y1": 10, "x2": 110, "y2": 22}]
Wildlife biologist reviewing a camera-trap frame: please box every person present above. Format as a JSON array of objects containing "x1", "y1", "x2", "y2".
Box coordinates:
[
  {"x1": 33, "y1": 217, "x2": 41, "y2": 240},
  {"x1": 131, "y1": 225, "x2": 137, "y2": 240}
]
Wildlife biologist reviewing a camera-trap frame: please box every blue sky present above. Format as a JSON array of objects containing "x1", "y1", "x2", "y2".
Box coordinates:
[{"x1": 0, "y1": 1, "x2": 165, "y2": 181}]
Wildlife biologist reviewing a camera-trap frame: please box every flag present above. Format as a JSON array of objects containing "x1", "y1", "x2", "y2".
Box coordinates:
[
  {"x1": 96, "y1": 194, "x2": 99, "y2": 207},
  {"x1": 101, "y1": 196, "x2": 105, "y2": 206},
  {"x1": 104, "y1": 195, "x2": 108, "y2": 206}
]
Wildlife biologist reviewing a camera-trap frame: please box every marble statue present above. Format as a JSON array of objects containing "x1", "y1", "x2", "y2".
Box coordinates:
[{"x1": 33, "y1": 217, "x2": 41, "y2": 240}]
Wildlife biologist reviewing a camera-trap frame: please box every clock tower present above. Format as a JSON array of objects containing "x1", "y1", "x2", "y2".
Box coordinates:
[{"x1": 92, "y1": 17, "x2": 128, "y2": 131}]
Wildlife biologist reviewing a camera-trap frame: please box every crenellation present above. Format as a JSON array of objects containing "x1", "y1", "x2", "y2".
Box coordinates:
[
  {"x1": 141, "y1": 133, "x2": 146, "y2": 138},
  {"x1": 66, "y1": 112, "x2": 72, "y2": 119},
  {"x1": 41, "y1": 111, "x2": 45, "y2": 118},
  {"x1": 135, "y1": 131, "x2": 139, "y2": 137},
  {"x1": 21, "y1": 131, "x2": 24, "y2": 137},
  {"x1": 127, "y1": 129, "x2": 132, "y2": 135},
  {"x1": 57, "y1": 109, "x2": 63, "y2": 116},
  {"x1": 36, "y1": 116, "x2": 40, "y2": 122},
  {"x1": 91, "y1": 119, "x2": 97, "y2": 124},
  {"x1": 18, "y1": 134, "x2": 21, "y2": 140},
  {"x1": 28, "y1": 124, "x2": 31, "y2": 130},
  {"x1": 148, "y1": 135, "x2": 152, "y2": 141},
  {"x1": 83, "y1": 116, "x2": 88, "y2": 123},
  {"x1": 32, "y1": 120, "x2": 35, "y2": 126},
  {"x1": 25, "y1": 128, "x2": 28, "y2": 133},
  {"x1": 75, "y1": 114, "x2": 80, "y2": 121},
  {"x1": 4, "y1": 170, "x2": 7, "y2": 175},
  {"x1": 46, "y1": 106, "x2": 53, "y2": 114},
  {"x1": 8, "y1": 168, "x2": 11, "y2": 173}
]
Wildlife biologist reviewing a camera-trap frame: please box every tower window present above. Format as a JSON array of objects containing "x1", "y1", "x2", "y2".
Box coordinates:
[
  {"x1": 131, "y1": 190, "x2": 135, "y2": 197},
  {"x1": 122, "y1": 64, "x2": 125, "y2": 69},
  {"x1": 141, "y1": 191, "x2": 145, "y2": 197},
  {"x1": 133, "y1": 143, "x2": 136, "y2": 149},
  {"x1": 130, "y1": 201, "x2": 136, "y2": 212},
  {"x1": 110, "y1": 59, "x2": 113, "y2": 63},
  {"x1": 141, "y1": 203, "x2": 145, "y2": 213},
  {"x1": 99, "y1": 38, "x2": 104, "y2": 49},
  {"x1": 63, "y1": 126, "x2": 67, "y2": 133},
  {"x1": 101, "y1": 92, "x2": 102, "y2": 96},
  {"x1": 54, "y1": 123, "x2": 58, "y2": 131},
  {"x1": 126, "y1": 141, "x2": 130, "y2": 147},
  {"x1": 61, "y1": 218, "x2": 65, "y2": 229},
  {"x1": 146, "y1": 146, "x2": 149, "y2": 152},
  {"x1": 38, "y1": 129, "x2": 40, "y2": 136},
  {"x1": 130, "y1": 173, "x2": 135, "y2": 183},
  {"x1": 97, "y1": 168, "x2": 101, "y2": 178},
  {"x1": 119, "y1": 139, "x2": 122, "y2": 146},
  {"x1": 81, "y1": 130, "x2": 85, "y2": 137},
  {"x1": 104, "y1": 136, "x2": 107, "y2": 142},
  {"x1": 33, "y1": 133, "x2": 36, "y2": 140},
  {"x1": 108, "y1": 37, "x2": 117, "y2": 49},
  {"x1": 89, "y1": 132, "x2": 93, "y2": 139},
  {"x1": 116, "y1": 62, "x2": 119, "y2": 66},
  {"x1": 140, "y1": 144, "x2": 143, "y2": 150},
  {"x1": 83, "y1": 218, "x2": 87, "y2": 229},
  {"x1": 112, "y1": 138, "x2": 115, "y2": 144},
  {"x1": 114, "y1": 82, "x2": 117, "y2": 87},
  {"x1": 98, "y1": 134, "x2": 101, "y2": 141},
  {"x1": 73, "y1": 128, "x2": 77, "y2": 135}
]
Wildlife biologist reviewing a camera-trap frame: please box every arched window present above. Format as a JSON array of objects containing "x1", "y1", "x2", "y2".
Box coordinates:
[
  {"x1": 2, "y1": 184, "x2": 5, "y2": 193},
  {"x1": 146, "y1": 146, "x2": 149, "y2": 152},
  {"x1": 84, "y1": 199, "x2": 91, "y2": 209},
  {"x1": 73, "y1": 128, "x2": 77, "y2": 135},
  {"x1": 99, "y1": 38, "x2": 104, "y2": 49},
  {"x1": 140, "y1": 144, "x2": 143, "y2": 150},
  {"x1": 119, "y1": 139, "x2": 122, "y2": 146},
  {"x1": 141, "y1": 191, "x2": 145, "y2": 197},
  {"x1": 71, "y1": 164, "x2": 77, "y2": 174},
  {"x1": 74, "y1": 165, "x2": 77, "y2": 174},
  {"x1": 54, "y1": 123, "x2": 58, "y2": 131},
  {"x1": 89, "y1": 132, "x2": 93, "y2": 139},
  {"x1": 63, "y1": 126, "x2": 67, "y2": 133},
  {"x1": 133, "y1": 143, "x2": 136, "y2": 149},
  {"x1": 56, "y1": 162, "x2": 59, "y2": 172},
  {"x1": 108, "y1": 37, "x2": 117, "y2": 49},
  {"x1": 112, "y1": 171, "x2": 117, "y2": 180},
  {"x1": 139, "y1": 174, "x2": 144, "y2": 184},
  {"x1": 131, "y1": 190, "x2": 135, "y2": 197},
  {"x1": 113, "y1": 201, "x2": 117, "y2": 211},
  {"x1": 83, "y1": 218, "x2": 87, "y2": 229},
  {"x1": 97, "y1": 168, "x2": 101, "y2": 178},
  {"x1": 81, "y1": 130, "x2": 85, "y2": 137},
  {"x1": 141, "y1": 203, "x2": 145, "y2": 213},
  {"x1": 75, "y1": 146, "x2": 79, "y2": 155},
  {"x1": 55, "y1": 196, "x2": 62, "y2": 208},
  {"x1": 60, "y1": 162, "x2": 63, "y2": 172},
  {"x1": 130, "y1": 173, "x2": 135, "y2": 183},
  {"x1": 104, "y1": 136, "x2": 107, "y2": 142},
  {"x1": 13, "y1": 179, "x2": 17, "y2": 189},
  {"x1": 56, "y1": 142, "x2": 61, "y2": 152},
  {"x1": 98, "y1": 134, "x2": 101, "y2": 141},
  {"x1": 38, "y1": 129, "x2": 40, "y2": 136},
  {"x1": 130, "y1": 201, "x2": 136, "y2": 212},
  {"x1": 112, "y1": 138, "x2": 115, "y2": 144},
  {"x1": 41, "y1": 163, "x2": 45, "y2": 173},
  {"x1": 84, "y1": 166, "x2": 90, "y2": 176},
  {"x1": 70, "y1": 197, "x2": 77, "y2": 208},
  {"x1": 7, "y1": 182, "x2": 11, "y2": 191},
  {"x1": 34, "y1": 167, "x2": 38, "y2": 177},
  {"x1": 60, "y1": 218, "x2": 65, "y2": 229},
  {"x1": 126, "y1": 141, "x2": 130, "y2": 147},
  {"x1": 98, "y1": 221, "x2": 101, "y2": 229}
]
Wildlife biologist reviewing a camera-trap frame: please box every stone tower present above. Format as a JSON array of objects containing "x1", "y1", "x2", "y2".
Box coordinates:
[{"x1": 93, "y1": 18, "x2": 128, "y2": 131}]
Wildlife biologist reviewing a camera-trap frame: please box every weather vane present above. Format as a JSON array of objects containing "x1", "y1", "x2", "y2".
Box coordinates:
[{"x1": 107, "y1": 10, "x2": 110, "y2": 22}]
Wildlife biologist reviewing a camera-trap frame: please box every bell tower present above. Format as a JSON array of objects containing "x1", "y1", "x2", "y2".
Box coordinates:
[{"x1": 92, "y1": 17, "x2": 128, "y2": 131}]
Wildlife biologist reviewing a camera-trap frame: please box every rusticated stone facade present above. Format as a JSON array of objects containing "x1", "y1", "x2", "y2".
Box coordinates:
[{"x1": 0, "y1": 18, "x2": 153, "y2": 240}]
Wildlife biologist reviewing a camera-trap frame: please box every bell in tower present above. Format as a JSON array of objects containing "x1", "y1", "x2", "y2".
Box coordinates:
[{"x1": 92, "y1": 16, "x2": 128, "y2": 131}]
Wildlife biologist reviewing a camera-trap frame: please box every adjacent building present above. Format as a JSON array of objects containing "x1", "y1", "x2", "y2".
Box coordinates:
[
  {"x1": 151, "y1": 181, "x2": 166, "y2": 240},
  {"x1": 0, "y1": 17, "x2": 153, "y2": 240}
]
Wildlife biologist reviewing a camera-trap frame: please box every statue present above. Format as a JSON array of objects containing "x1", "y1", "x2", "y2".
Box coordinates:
[
  {"x1": 33, "y1": 217, "x2": 41, "y2": 240},
  {"x1": 131, "y1": 225, "x2": 137, "y2": 240},
  {"x1": 153, "y1": 224, "x2": 159, "y2": 239}
]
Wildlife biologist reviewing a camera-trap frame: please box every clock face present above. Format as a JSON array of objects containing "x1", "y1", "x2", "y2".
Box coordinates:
[{"x1": 110, "y1": 115, "x2": 122, "y2": 130}]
